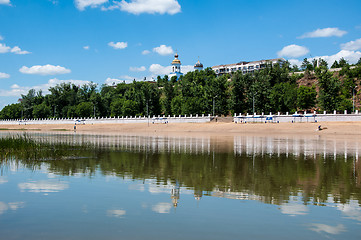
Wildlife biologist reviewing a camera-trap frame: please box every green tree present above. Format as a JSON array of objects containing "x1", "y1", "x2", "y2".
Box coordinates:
[
  {"x1": 318, "y1": 59, "x2": 328, "y2": 68},
  {"x1": 338, "y1": 58, "x2": 348, "y2": 68},
  {"x1": 48, "y1": 83, "x2": 80, "y2": 117},
  {"x1": 331, "y1": 60, "x2": 339, "y2": 69},
  {"x1": 291, "y1": 65, "x2": 300, "y2": 72},
  {"x1": 0, "y1": 103, "x2": 22, "y2": 119},
  {"x1": 316, "y1": 68, "x2": 341, "y2": 111},
  {"x1": 122, "y1": 99, "x2": 139, "y2": 116},
  {"x1": 247, "y1": 71, "x2": 272, "y2": 113},
  {"x1": 76, "y1": 102, "x2": 93, "y2": 118},
  {"x1": 33, "y1": 102, "x2": 51, "y2": 118},
  {"x1": 161, "y1": 80, "x2": 174, "y2": 115},
  {"x1": 170, "y1": 95, "x2": 183, "y2": 115},
  {"x1": 230, "y1": 72, "x2": 248, "y2": 114},
  {"x1": 110, "y1": 98, "x2": 124, "y2": 117},
  {"x1": 357, "y1": 57, "x2": 361, "y2": 66},
  {"x1": 301, "y1": 58, "x2": 313, "y2": 72},
  {"x1": 270, "y1": 82, "x2": 297, "y2": 113},
  {"x1": 20, "y1": 89, "x2": 44, "y2": 119},
  {"x1": 67, "y1": 106, "x2": 78, "y2": 118},
  {"x1": 297, "y1": 85, "x2": 317, "y2": 111}
]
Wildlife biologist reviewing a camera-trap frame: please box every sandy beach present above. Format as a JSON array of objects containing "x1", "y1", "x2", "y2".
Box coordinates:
[{"x1": 1, "y1": 121, "x2": 361, "y2": 137}]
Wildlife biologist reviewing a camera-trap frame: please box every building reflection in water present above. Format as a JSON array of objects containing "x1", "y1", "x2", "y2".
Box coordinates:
[
  {"x1": 2, "y1": 132, "x2": 358, "y2": 157},
  {"x1": 234, "y1": 135, "x2": 360, "y2": 159}
]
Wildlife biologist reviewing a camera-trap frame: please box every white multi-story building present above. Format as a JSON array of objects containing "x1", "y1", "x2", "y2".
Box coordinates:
[{"x1": 212, "y1": 58, "x2": 285, "y2": 76}]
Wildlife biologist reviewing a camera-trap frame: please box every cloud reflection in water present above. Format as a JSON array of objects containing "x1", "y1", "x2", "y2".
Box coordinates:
[
  {"x1": 152, "y1": 202, "x2": 172, "y2": 214},
  {"x1": 18, "y1": 180, "x2": 69, "y2": 193},
  {"x1": 309, "y1": 223, "x2": 346, "y2": 235},
  {"x1": 107, "y1": 209, "x2": 126, "y2": 218},
  {"x1": 0, "y1": 201, "x2": 25, "y2": 215},
  {"x1": 280, "y1": 203, "x2": 309, "y2": 216}
]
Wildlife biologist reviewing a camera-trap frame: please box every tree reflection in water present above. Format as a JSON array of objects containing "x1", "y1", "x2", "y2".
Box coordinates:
[{"x1": 0, "y1": 133, "x2": 360, "y2": 207}]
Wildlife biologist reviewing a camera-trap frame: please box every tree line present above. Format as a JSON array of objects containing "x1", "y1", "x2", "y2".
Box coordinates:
[{"x1": 1, "y1": 59, "x2": 361, "y2": 119}]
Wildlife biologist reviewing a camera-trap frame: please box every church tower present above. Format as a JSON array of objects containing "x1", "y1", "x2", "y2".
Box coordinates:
[
  {"x1": 194, "y1": 58, "x2": 203, "y2": 71},
  {"x1": 169, "y1": 53, "x2": 183, "y2": 80}
]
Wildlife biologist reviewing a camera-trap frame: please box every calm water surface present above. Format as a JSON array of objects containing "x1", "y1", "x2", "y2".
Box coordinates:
[{"x1": 0, "y1": 133, "x2": 360, "y2": 240}]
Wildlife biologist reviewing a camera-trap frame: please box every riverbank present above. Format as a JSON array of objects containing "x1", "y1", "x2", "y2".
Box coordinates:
[{"x1": 1, "y1": 121, "x2": 361, "y2": 137}]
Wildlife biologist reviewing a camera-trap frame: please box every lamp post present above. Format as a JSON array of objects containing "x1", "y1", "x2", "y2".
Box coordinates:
[
  {"x1": 252, "y1": 91, "x2": 258, "y2": 116},
  {"x1": 146, "y1": 100, "x2": 149, "y2": 127},
  {"x1": 351, "y1": 86, "x2": 358, "y2": 113},
  {"x1": 253, "y1": 92, "x2": 255, "y2": 116},
  {"x1": 213, "y1": 95, "x2": 218, "y2": 117}
]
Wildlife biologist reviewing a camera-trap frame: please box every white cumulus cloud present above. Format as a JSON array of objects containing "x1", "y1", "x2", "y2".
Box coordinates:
[
  {"x1": 0, "y1": 72, "x2": 10, "y2": 79},
  {"x1": 277, "y1": 44, "x2": 310, "y2": 58},
  {"x1": 117, "y1": 0, "x2": 181, "y2": 15},
  {"x1": 75, "y1": 0, "x2": 108, "y2": 11},
  {"x1": 129, "y1": 66, "x2": 146, "y2": 72},
  {"x1": 0, "y1": 78, "x2": 92, "y2": 98},
  {"x1": 0, "y1": 43, "x2": 30, "y2": 54},
  {"x1": 341, "y1": 38, "x2": 361, "y2": 51},
  {"x1": 108, "y1": 41, "x2": 128, "y2": 50},
  {"x1": 153, "y1": 44, "x2": 174, "y2": 56},
  {"x1": 288, "y1": 59, "x2": 303, "y2": 68},
  {"x1": 149, "y1": 63, "x2": 194, "y2": 76},
  {"x1": 0, "y1": 43, "x2": 11, "y2": 53},
  {"x1": 19, "y1": 64, "x2": 71, "y2": 75},
  {"x1": 105, "y1": 75, "x2": 143, "y2": 85},
  {"x1": 312, "y1": 50, "x2": 361, "y2": 66},
  {"x1": 83, "y1": 45, "x2": 90, "y2": 50},
  {"x1": 142, "y1": 50, "x2": 151, "y2": 55},
  {"x1": 149, "y1": 64, "x2": 172, "y2": 75},
  {"x1": 105, "y1": 77, "x2": 123, "y2": 85},
  {"x1": 0, "y1": 0, "x2": 10, "y2": 5},
  {"x1": 10, "y1": 46, "x2": 30, "y2": 55},
  {"x1": 299, "y1": 27, "x2": 347, "y2": 39}
]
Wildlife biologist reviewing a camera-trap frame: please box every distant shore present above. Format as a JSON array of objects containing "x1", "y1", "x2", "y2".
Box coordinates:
[{"x1": 1, "y1": 121, "x2": 361, "y2": 138}]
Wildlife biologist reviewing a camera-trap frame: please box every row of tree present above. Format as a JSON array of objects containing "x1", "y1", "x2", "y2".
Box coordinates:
[{"x1": 1, "y1": 59, "x2": 360, "y2": 119}]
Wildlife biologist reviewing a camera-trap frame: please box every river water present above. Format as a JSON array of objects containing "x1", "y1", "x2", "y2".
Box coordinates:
[{"x1": 0, "y1": 132, "x2": 360, "y2": 240}]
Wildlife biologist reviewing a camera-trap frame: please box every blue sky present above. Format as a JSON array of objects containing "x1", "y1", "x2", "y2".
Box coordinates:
[{"x1": 0, "y1": 0, "x2": 361, "y2": 107}]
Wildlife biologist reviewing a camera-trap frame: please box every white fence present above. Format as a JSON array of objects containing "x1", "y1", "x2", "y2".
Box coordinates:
[
  {"x1": 234, "y1": 110, "x2": 361, "y2": 123},
  {"x1": 0, "y1": 114, "x2": 212, "y2": 125},
  {"x1": 1, "y1": 111, "x2": 361, "y2": 125}
]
